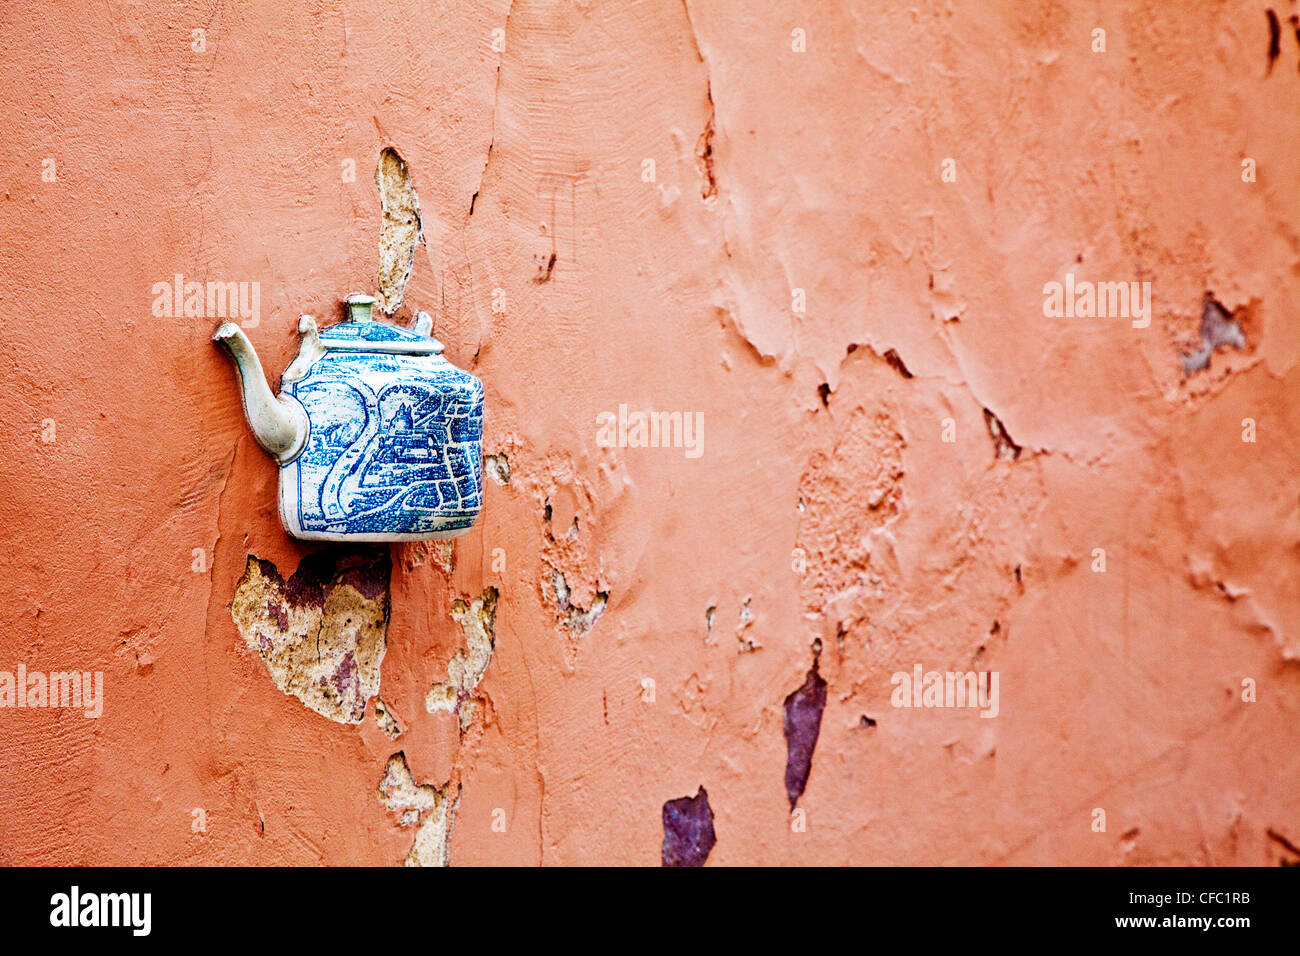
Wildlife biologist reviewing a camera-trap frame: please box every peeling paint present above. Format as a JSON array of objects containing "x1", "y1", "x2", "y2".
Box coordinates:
[
  {"x1": 230, "y1": 550, "x2": 391, "y2": 724},
  {"x1": 546, "y1": 569, "x2": 608, "y2": 637},
  {"x1": 485, "y1": 453, "x2": 511, "y2": 485},
  {"x1": 426, "y1": 587, "x2": 499, "y2": 730},
  {"x1": 983, "y1": 409, "x2": 1023, "y2": 461},
  {"x1": 379, "y1": 752, "x2": 439, "y2": 822},
  {"x1": 1181, "y1": 293, "x2": 1247, "y2": 374},
  {"x1": 735, "y1": 596, "x2": 758, "y2": 653},
  {"x1": 405, "y1": 788, "x2": 460, "y2": 867},
  {"x1": 429, "y1": 541, "x2": 456, "y2": 575},
  {"x1": 525, "y1": 465, "x2": 609, "y2": 646},
  {"x1": 374, "y1": 698, "x2": 402, "y2": 739},
  {"x1": 375, "y1": 147, "x2": 422, "y2": 315},
  {"x1": 378, "y1": 753, "x2": 457, "y2": 866},
  {"x1": 696, "y1": 105, "x2": 717, "y2": 200}
]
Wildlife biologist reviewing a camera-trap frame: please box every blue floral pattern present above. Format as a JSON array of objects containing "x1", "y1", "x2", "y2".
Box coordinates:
[{"x1": 282, "y1": 324, "x2": 484, "y2": 539}]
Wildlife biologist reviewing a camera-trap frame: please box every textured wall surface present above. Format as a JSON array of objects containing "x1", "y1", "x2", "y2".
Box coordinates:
[{"x1": 1, "y1": 0, "x2": 1298, "y2": 865}]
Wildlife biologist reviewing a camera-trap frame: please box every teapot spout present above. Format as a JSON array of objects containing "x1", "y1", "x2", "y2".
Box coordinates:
[{"x1": 213, "y1": 322, "x2": 308, "y2": 464}]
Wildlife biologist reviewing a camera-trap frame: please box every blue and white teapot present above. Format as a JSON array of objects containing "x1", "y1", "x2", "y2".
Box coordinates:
[{"x1": 214, "y1": 294, "x2": 484, "y2": 541}]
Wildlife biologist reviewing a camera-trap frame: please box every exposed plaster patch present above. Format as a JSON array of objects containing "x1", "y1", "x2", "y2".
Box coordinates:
[
  {"x1": 426, "y1": 587, "x2": 499, "y2": 730},
  {"x1": 983, "y1": 408, "x2": 1023, "y2": 461},
  {"x1": 485, "y1": 453, "x2": 511, "y2": 485},
  {"x1": 577, "y1": 591, "x2": 608, "y2": 632},
  {"x1": 783, "y1": 658, "x2": 827, "y2": 808},
  {"x1": 378, "y1": 752, "x2": 458, "y2": 866},
  {"x1": 1181, "y1": 293, "x2": 1247, "y2": 375},
  {"x1": 547, "y1": 569, "x2": 608, "y2": 636},
  {"x1": 230, "y1": 550, "x2": 391, "y2": 724},
  {"x1": 661, "y1": 786, "x2": 716, "y2": 866},
  {"x1": 406, "y1": 788, "x2": 460, "y2": 867},
  {"x1": 374, "y1": 698, "x2": 402, "y2": 739},
  {"x1": 527, "y1": 464, "x2": 608, "y2": 647},
  {"x1": 736, "y1": 596, "x2": 758, "y2": 653},
  {"x1": 376, "y1": 147, "x2": 422, "y2": 315},
  {"x1": 379, "y1": 752, "x2": 438, "y2": 823}
]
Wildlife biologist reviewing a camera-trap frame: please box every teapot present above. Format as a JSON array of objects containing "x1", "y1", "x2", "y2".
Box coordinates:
[{"x1": 213, "y1": 294, "x2": 484, "y2": 541}]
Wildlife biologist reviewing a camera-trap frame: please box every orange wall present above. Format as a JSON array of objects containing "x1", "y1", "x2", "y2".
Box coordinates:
[{"x1": 1, "y1": 0, "x2": 1298, "y2": 865}]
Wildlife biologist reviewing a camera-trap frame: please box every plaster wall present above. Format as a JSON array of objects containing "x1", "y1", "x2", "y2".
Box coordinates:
[{"x1": 1, "y1": 0, "x2": 1297, "y2": 865}]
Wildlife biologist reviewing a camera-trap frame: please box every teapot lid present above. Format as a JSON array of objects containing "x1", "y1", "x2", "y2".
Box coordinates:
[{"x1": 317, "y1": 294, "x2": 443, "y2": 355}]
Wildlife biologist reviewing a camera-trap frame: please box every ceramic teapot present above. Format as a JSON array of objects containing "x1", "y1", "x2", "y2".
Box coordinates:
[{"x1": 213, "y1": 294, "x2": 484, "y2": 541}]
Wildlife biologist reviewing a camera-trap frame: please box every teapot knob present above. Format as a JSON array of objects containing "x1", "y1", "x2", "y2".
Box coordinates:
[{"x1": 345, "y1": 293, "x2": 375, "y2": 323}]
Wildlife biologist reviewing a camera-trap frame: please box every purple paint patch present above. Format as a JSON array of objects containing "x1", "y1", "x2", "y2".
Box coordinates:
[
  {"x1": 246, "y1": 548, "x2": 391, "y2": 610},
  {"x1": 251, "y1": 558, "x2": 287, "y2": 593},
  {"x1": 333, "y1": 648, "x2": 359, "y2": 700},
  {"x1": 661, "y1": 787, "x2": 716, "y2": 867},
  {"x1": 783, "y1": 659, "x2": 827, "y2": 808},
  {"x1": 257, "y1": 633, "x2": 272, "y2": 653},
  {"x1": 337, "y1": 565, "x2": 389, "y2": 601},
  {"x1": 266, "y1": 600, "x2": 288, "y2": 630},
  {"x1": 330, "y1": 646, "x2": 367, "y2": 720},
  {"x1": 280, "y1": 548, "x2": 391, "y2": 608}
]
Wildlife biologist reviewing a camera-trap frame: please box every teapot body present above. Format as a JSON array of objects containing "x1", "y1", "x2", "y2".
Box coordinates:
[
  {"x1": 215, "y1": 296, "x2": 485, "y2": 542},
  {"x1": 281, "y1": 344, "x2": 484, "y2": 541}
]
